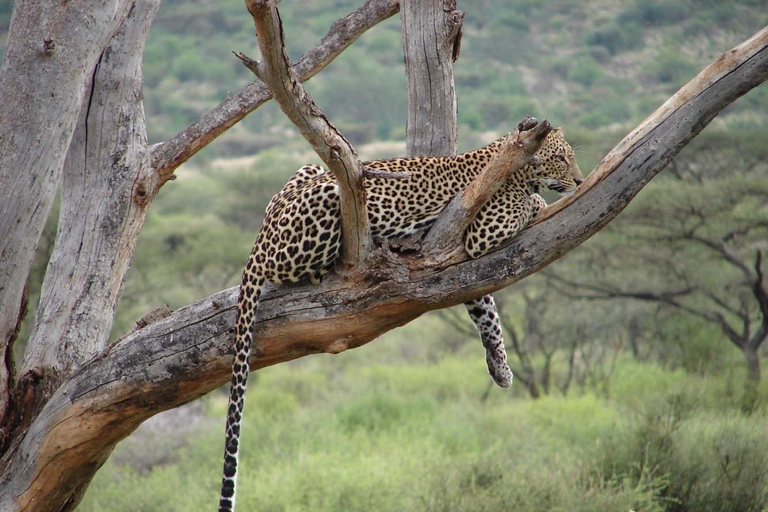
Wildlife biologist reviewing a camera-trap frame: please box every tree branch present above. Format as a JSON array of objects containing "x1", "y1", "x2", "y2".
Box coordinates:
[
  {"x1": 682, "y1": 232, "x2": 756, "y2": 280},
  {"x1": 528, "y1": 25, "x2": 768, "y2": 228},
  {"x1": 754, "y1": 249, "x2": 768, "y2": 325},
  {"x1": 242, "y1": 0, "x2": 371, "y2": 267},
  {"x1": 548, "y1": 273, "x2": 748, "y2": 349},
  {"x1": 149, "y1": 0, "x2": 399, "y2": 184}
]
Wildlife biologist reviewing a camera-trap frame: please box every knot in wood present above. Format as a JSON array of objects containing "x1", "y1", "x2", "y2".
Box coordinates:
[
  {"x1": 325, "y1": 339, "x2": 349, "y2": 354},
  {"x1": 448, "y1": 10, "x2": 464, "y2": 25},
  {"x1": 41, "y1": 38, "x2": 55, "y2": 56},
  {"x1": 134, "y1": 182, "x2": 150, "y2": 207}
]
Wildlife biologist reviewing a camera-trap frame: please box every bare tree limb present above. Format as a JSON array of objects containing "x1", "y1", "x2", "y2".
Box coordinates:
[
  {"x1": 547, "y1": 273, "x2": 748, "y2": 349},
  {"x1": 242, "y1": 0, "x2": 371, "y2": 267},
  {"x1": 149, "y1": 0, "x2": 400, "y2": 184},
  {"x1": 682, "y1": 232, "x2": 756, "y2": 280},
  {"x1": 528, "y1": 25, "x2": 768, "y2": 228}
]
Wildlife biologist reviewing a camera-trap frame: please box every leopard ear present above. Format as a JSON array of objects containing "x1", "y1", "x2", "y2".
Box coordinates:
[{"x1": 554, "y1": 126, "x2": 566, "y2": 135}]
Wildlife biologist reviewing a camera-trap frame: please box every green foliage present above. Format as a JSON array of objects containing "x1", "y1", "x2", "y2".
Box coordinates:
[
  {"x1": 620, "y1": 0, "x2": 690, "y2": 27},
  {"x1": 80, "y1": 359, "x2": 768, "y2": 512},
  {"x1": 599, "y1": 396, "x2": 768, "y2": 512},
  {"x1": 586, "y1": 21, "x2": 644, "y2": 56},
  {"x1": 642, "y1": 51, "x2": 698, "y2": 85}
]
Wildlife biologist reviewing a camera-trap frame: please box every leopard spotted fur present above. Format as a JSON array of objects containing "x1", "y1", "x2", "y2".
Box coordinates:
[{"x1": 218, "y1": 128, "x2": 582, "y2": 511}]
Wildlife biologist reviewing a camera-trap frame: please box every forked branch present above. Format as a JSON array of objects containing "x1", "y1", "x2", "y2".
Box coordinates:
[
  {"x1": 150, "y1": 0, "x2": 399, "y2": 184},
  {"x1": 241, "y1": 0, "x2": 371, "y2": 267}
]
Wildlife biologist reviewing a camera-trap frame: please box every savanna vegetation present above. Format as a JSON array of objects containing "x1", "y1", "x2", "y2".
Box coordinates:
[{"x1": 3, "y1": 0, "x2": 768, "y2": 510}]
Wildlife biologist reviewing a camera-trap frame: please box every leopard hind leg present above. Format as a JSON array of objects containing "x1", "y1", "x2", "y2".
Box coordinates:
[{"x1": 465, "y1": 295, "x2": 512, "y2": 388}]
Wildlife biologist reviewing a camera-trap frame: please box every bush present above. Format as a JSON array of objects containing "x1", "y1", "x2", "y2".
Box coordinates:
[
  {"x1": 586, "y1": 21, "x2": 643, "y2": 55},
  {"x1": 619, "y1": 0, "x2": 689, "y2": 27},
  {"x1": 642, "y1": 51, "x2": 698, "y2": 85},
  {"x1": 569, "y1": 57, "x2": 605, "y2": 87},
  {"x1": 598, "y1": 395, "x2": 768, "y2": 512}
]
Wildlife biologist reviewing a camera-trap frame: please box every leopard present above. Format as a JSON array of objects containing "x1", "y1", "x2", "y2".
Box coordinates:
[{"x1": 218, "y1": 127, "x2": 583, "y2": 512}]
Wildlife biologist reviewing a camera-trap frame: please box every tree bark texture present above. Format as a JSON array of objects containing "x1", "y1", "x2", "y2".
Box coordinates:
[
  {"x1": 2, "y1": 24, "x2": 767, "y2": 512},
  {"x1": 400, "y1": 0, "x2": 463, "y2": 157},
  {"x1": 19, "y1": 0, "x2": 161, "y2": 420},
  {"x1": 0, "y1": 0, "x2": 134, "y2": 438}
]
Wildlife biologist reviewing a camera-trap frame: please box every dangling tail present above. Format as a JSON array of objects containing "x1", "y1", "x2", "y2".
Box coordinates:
[{"x1": 219, "y1": 270, "x2": 264, "y2": 512}]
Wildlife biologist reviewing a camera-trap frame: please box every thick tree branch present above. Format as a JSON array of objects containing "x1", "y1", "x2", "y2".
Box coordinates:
[
  {"x1": 422, "y1": 119, "x2": 550, "y2": 259},
  {"x1": 149, "y1": 0, "x2": 399, "y2": 184},
  {"x1": 240, "y1": 0, "x2": 371, "y2": 267}
]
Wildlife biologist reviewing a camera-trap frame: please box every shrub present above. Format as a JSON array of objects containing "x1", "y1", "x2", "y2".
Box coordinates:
[
  {"x1": 586, "y1": 21, "x2": 643, "y2": 55},
  {"x1": 598, "y1": 395, "x2": 768, "y2": 512},
  {"x1": 642, "y1": 51, "x2": 698, "y2": 85}
]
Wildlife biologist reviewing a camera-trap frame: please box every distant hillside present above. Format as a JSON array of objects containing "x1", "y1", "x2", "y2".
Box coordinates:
[{"x1": 2, "y1": 0, "x2": 767, "y2": 156}]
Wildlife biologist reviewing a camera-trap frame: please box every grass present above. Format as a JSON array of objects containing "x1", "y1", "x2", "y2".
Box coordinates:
[{"x1": 80, "y1": 349, "x2": 768, "y2": 512}]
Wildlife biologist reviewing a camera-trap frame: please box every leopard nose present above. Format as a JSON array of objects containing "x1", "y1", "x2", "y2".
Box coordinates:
[{"x1": 575, "y1": 178, "x2": 583, "y2": 185}]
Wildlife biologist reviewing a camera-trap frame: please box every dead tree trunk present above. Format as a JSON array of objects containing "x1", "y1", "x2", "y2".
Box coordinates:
[
  {"x1": 0, "y1": 0, "x2": 135, "y2": 440},
  {"x1": 400, "y1": 0, "x2": 462, "y2": 158}
]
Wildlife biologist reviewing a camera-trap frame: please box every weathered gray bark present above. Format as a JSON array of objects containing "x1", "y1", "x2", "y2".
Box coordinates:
[
  {"x1": 0, "y1": 0, "x2": 134, "y2": 439},
  {"x1": 3, "y1": 24, "x2": 767, "y2": 512},
  {"x1": 400, "y1": 0, "x2": 463, "y2": 157},
  {"x1": 19, "y1": 0, "x2": 161, "y2": 422}
]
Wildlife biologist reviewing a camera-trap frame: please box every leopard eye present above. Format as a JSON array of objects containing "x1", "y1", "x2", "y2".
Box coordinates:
[{"x1": 555, "y1": 154, "x2": 568, "y2": 164}]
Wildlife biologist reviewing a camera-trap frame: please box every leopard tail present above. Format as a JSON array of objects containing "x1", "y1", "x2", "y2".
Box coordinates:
[{"x1": 218, "y1": 269, "x2": 265, "y2": 512}]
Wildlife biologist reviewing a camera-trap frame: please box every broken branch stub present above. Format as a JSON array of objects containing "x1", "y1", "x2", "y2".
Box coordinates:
[
  {"x1": 243, "y1": 0, "x2": 371, "y2": 267},
  {"x1": 421, "y1": 119, "x2": 552, "y2": 261}
]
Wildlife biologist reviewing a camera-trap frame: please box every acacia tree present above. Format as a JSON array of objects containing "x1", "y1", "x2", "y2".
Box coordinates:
[
  {"x1": 547, "y1": 133, "x2": 768, "y2": 411},
  {"x1": 0, "y1": 0, "x2": 767, "y2": 511}
]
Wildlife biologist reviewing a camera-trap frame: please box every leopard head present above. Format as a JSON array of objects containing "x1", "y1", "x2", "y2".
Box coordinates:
[{"x1": 529, "y1": 127, "x2": 583, "y2": 196}]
